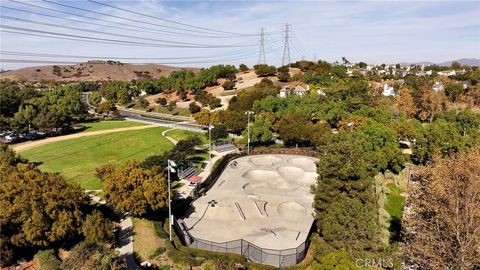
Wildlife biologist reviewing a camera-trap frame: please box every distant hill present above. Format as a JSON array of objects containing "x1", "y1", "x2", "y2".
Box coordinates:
[
  {"x1": 0, "y1": 60, "x2": 199, "y2": 82},
  {"x1": 400, "y1": 58, "x2": 480, "y2": 67}
]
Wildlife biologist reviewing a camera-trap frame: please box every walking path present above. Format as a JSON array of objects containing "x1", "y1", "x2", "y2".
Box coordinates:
[
  {"x1": 161, "y1": 128, "x2": 178, "y2": 145},
  {"x1": 11, "y1": 125, "x2": 156, "y2": 153},
  {"x1": 86, "y1": 191, "x2": 139, "y2": 270}
]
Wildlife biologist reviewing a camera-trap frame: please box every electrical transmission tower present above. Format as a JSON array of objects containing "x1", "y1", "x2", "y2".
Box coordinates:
[
  {"x1": 257, "y1": 27, "x2": 266, "y2": 65},
  {"x1": 282, "y1": 23, "x2": 291, "y2": 66}
]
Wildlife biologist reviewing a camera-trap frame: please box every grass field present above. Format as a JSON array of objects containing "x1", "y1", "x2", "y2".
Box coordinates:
[
  {"x1": 76, "y1": 120, "x2": 146, "y2": 133},
  {"x1": 165, "y1": 129, "x2": 207, "y2": 144},
  {"x1": 133, "y1": 218, "x2": 163, "y2": 261},
  {"x1": 385, "y1": 183, "x2": 405, "y2": 220},
  {"x1": 20, "y1": 127, "x2": 173, "y2": 190}
]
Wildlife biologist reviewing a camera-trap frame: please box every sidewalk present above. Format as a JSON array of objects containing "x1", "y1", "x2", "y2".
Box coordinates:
[{"x1": 175, "y1": 149, "x2": 238, "y2": 198}]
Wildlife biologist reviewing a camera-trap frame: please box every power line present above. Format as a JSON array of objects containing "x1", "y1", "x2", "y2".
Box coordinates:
[
  {"x1": 0, "y1": 5, "x2": 248, "y2": 39},
  {"x1": 0, "y1": 25, "x2": 256, "y2": 48},
  {"x1": 87, "y1": 0, "x2": 254, "y2": 37},
  {"x1": 0, "y1": 15, "x2": 256, "y2": 48},
  {"x1": 42, "y1": 0, "x2": 255, "y2": 38},
  {"x1": 0, "y1": 49, "x2": 262, "y2": 61}
]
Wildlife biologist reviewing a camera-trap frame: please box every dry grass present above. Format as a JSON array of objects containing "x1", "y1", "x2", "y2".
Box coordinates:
[{"x1": 133, "y1": 218, "x2": 163, "y2": 262}]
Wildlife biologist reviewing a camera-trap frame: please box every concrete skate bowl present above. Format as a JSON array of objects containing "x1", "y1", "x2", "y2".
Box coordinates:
[
  {"x1": 287, "y1": 157, "x2": 317, "y2": 172},
  {"x1": 242, "y1": 169, "x2": 300, "y2": 192},
  {"x1": 249, "y1": 155, "x2": 283, "y2": 167},
  {"x1": 277, "y1": 166, "x2": 317, "y2": 185},
  {"x1": 277, "y1": 201, "x2": 307, "y2": 221}
]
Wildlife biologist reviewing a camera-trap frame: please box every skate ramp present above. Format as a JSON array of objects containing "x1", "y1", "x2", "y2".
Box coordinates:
[{"x1": 277, "y1": 201, "x2": 307, "y2": 221}]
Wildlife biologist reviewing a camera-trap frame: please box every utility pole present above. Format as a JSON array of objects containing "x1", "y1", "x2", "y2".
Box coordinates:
[
  {"x1": 167, "y1": 159, "x2": 177, "y2": 242},
  {"x1": 313, "y1": 53, "x2": 317, "y2": 63},
  {"x1": 245, "y1": 111, "x2": 254, "y2": 154},
  {"x1": 258, "y1": 27, "x2": 266, "y2": 65},
  {"x1": 282, "y1": 23, "x2": 291, "y2": 66}
]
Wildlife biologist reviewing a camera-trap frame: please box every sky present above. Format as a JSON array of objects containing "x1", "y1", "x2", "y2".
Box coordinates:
[{"x1": 1, "y1": 0, "x2": 479, "y2": 70}]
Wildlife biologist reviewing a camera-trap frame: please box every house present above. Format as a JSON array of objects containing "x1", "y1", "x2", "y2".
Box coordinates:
[
  {"x1": 438, "y1": 70, "x2": 456, "y2": 76},
  {"x1": 382, "y1": 84, "x2": 395, "y2": 97},
  {"x1": 279, "y1": 84, "x2": 309, "y2": 97},
  {"x1": 432, "y1": 81, "x2": 444, "y2": 92}
]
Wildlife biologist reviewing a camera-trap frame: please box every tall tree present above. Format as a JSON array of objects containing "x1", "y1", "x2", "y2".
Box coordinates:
[
  {"x1": 102, "y1": 162, "x2": 168, "y2": 216},
  {"x1": 404, "y1": 147, "x2": 480, "y2": 270}
]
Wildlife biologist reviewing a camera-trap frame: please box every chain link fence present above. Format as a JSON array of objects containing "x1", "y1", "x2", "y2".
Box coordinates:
[{"x1": 173, "y1": 217, "x2": 310, "y2": 268}]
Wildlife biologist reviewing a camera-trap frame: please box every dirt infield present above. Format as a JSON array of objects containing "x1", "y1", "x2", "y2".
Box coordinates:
[{"x1": 11, "y1": 125, "x2": 156, "y2": 153}]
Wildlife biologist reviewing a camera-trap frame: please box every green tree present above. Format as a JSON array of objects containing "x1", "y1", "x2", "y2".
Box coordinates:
[
  {"x1": 96, "y1": 101, "x2": 117, "y2": 116},
  {"x1": 34, "y1": 249, "x2": 60, "y2": 270},
  {"x1": 239, "y1": 63, "x2": 249, "y2": 72},
  {"x1": 0, "y1": 145, "x2": 88, "y2": 263},
  {"x1": 88, "y1": 92, "x2": 102, "y2": 107},
  {"x1": 188, "y1": 102, "x2": 201, "y2": 114},
  {"x1": 222, "y1": 80, "x2": 236, "y2": 90},
  {"x1": 253, "y1": 64, "x2": 277, "y2": 77},
  {"x1": 60, "y1": 241, "x2": 126, "y2": 270},
  {"x1": 274, "y1": 113, "x2": 311, "y2": 145},
  {"x1": 82, "y1": 210, "x2": 113, "y2": 243},
  {"x1": 444, "y1": 82, "x2": 464, "y2": 102},
  {"x1": 242, "y1": 116, "x2": 273, "y2": 144},
  {"x1": 102, "y1": 162, "x2": 168, "y2": 216}
]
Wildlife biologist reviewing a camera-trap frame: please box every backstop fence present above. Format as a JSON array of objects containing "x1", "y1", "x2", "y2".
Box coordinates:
[{"x1": 172, "y1": 217, "x2": 310, "y2": 268}]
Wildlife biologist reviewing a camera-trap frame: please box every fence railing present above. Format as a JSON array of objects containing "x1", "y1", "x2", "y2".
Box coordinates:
[
  {"x1": 125, "y1": 117, "x2": 207, "y2": 133},
  {"x1": 173, "y1": 217, "x2": 310, "y2": 268}
]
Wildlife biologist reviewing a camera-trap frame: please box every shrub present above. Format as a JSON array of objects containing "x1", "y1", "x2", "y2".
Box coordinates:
[
  {"x1": 156, "y1": 97, "x2": 167, "y2": 106},
  {"x1": 34, "y1": 249, "x2": 60, "y2": 270},
  {"x1": 149, "y1": 247, "x2": 166, "y2": 259},
  {"x1": 222, "y1": 80, "x2": 236, "y2": 90},
  {"x1": 189, "y1": 102, "x2": 201, "y2": 114}
]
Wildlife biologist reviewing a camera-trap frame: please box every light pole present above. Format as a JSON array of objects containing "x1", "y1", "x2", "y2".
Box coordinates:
[
  {"x1": 167, "y1": 159, "x2": 177, "y2": 242},
  {"x1": 245, "y1": 111, "x2": 254, "y2": 155},
  {"x1": 208, "y1": 124, "x2": 214, "y2": 162}
]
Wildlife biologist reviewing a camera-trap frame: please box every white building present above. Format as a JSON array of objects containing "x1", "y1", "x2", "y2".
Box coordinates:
[
  {"x1": 279, "y1": 84, "x2": 309, "y2": 97},
  {"x1": 382, "y1": 84, "x2": 395, "y2": 97},
  {"x1": 432, "y1": 81, "x2": 444, "y2": 92}
]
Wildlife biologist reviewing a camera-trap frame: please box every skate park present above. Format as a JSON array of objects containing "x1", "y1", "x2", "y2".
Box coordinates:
[{"x1": 179, "y1": 154, "x2": 318, "y2": 266}]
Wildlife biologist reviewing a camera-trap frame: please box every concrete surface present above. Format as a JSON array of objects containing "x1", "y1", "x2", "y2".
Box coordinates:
[{"x1": 181, "y1": 154, "x2": 317, "y2": 250}]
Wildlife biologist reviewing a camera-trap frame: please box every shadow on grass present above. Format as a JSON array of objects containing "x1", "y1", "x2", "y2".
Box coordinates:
[{"x1": 389, "y1": 216, "x2": 402, "y2": 243}]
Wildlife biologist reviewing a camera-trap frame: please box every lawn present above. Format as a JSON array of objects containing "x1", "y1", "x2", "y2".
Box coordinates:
[
  {"x1": 76, "y1": 120, "x2": 146, "y2": 133},
  {"x1": 133, "y1": 218, "x2": 164, "y2": 261},
  {"x1": 165, "y1": 129, "x2": 207, "y2": 144},
  {"x1": 385, "y1": 183, "x2": 405, "y2": 220},
  {"x1": 20, "y1": 127, "x2": 173, "y2": 190}
]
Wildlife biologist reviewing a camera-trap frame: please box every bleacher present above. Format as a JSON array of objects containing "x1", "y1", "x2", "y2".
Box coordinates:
[
  {"x1": 214, "y1": 140, "x2": 237, "y2": 152},
  {"x1": 178, "y1": 166, "x2": 199, "y2": 180}
]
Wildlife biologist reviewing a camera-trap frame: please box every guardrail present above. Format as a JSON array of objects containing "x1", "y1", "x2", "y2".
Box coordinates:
[{"x1": 125, "y1": 117, "x2": 207, "y2": 133}]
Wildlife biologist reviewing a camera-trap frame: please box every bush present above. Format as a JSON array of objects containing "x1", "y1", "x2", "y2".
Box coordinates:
[
  {"x1": 189, "y1": 102, "x2": 201, "y2": 114},
  {"x1": 222, "y1": 80, "x2": 236, "y2": 90},
  {"x1": 149, "y1": 247, "x2": 166, "y2": 259},
  {"x1": 209, "y1": 98, "x2": 222, "y2": 109},
  {"x1": 156, "y1": 97, "x2": 167, "y2": 106},
  {"x1": 34, "y1": 249, "x2": 60, "y2": 270},
  {"x1": 254, "y1": 64, "x2": 277, "y2": 77},
  {"x1": 154, "y1": 221, "x2": 169, "y2": 239}
]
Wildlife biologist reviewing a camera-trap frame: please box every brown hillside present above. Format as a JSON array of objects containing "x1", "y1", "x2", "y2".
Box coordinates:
[{"x1": 0, "y1": 60, "x2": 198, "y2": 82}]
